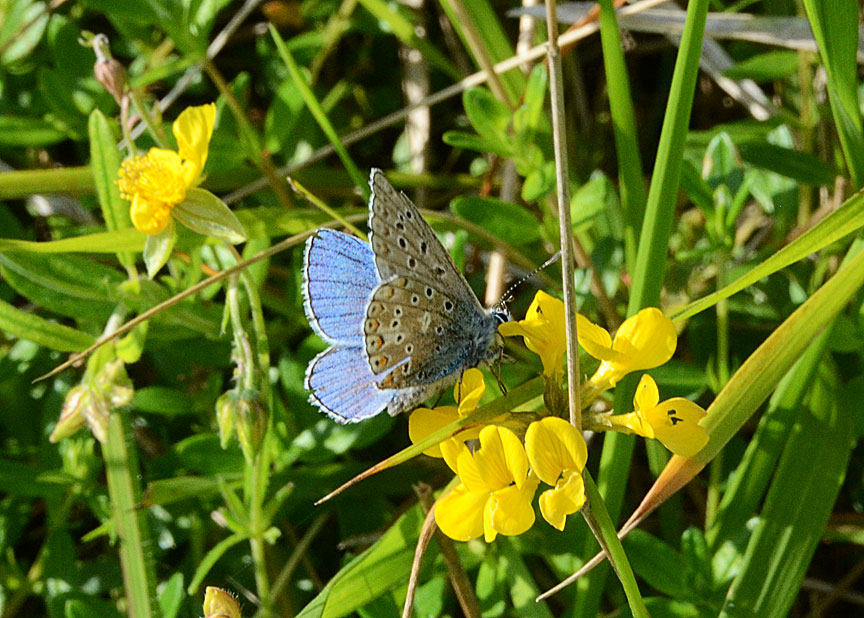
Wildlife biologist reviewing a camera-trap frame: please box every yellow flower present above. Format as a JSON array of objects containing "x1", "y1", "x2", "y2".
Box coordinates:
[
  {"x1": 608, "y1": 374, "x2": 709, "y2": 457},
  {"x1": 580, "y1": 307, "x2": 677, "y2": 391},
  {"x1": 117, "y1": 103, "x2": 216, "y2": 235},
  {"x1": 525, "y1": 417, "x2": 587, "y2": 530},
  {"x1": 436, "y1": 425, "x2": 539, "y2": 542},
  {"x1": 408, "y1": 368, "x2": 486, "y2": 457},
  {"x1": 498, "y1": 290, "x2": 566, "y2": 377}
]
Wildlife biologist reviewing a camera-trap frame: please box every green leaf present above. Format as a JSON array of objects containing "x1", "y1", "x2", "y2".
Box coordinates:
[
  {"x1": 513, "y1": 64, "x2": 548, "y2": 142},
  {"x1": 722, "y1": 50, "x2": 799, "y2": 81},
  {"x1": 522, "y1": 162, "x2": 555, "y2": 202},
  {"x1": 463, "y1": 87, "x2": 512, "y2": 148},
  {"x1": 442, "y1": 130, "x2": 514, "y2": 158},
  {"x1": 720, "y1": 362, "x2": 853, "y2": 617},
  {"x1": 0, "y1": 228, "x2": 145, "y2": 254},
  {"x1": 0, "y1": 0, "x2": 49, "y2": 66},
  {"x1": 143, "y1": 222, "x2": 176, "y2": 279},
  {"x1": 451, "y1": 196, "x2": 539, "y2": 246},
  {"x1": 295, "y1": 504, "x2": 425, "y2": 618},
  {"x1": 173, "y1": 188, "x2": 247, "y2": 244},
  {"x1": 623, "y1": 530, "x2": 691, "y2": 600},
  {"x1": 0, "y1": 298, "x2": 95, "y2": 352},
  {"x1": 738, "y1": 142, "x2": 836, "y2": 187},
  {"x1": 158, "y1": 573, "x2": 185, "y2": 618},
  {"x1": 88, "y1": 109, "x2": 136, "y2": 270}
]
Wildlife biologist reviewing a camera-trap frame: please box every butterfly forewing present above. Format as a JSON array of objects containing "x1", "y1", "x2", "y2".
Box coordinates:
[{"x1": 368, "y1": 169, "x2": 484, "y2": 312}]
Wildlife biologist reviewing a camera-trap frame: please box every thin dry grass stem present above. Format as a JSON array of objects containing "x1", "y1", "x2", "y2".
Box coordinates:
[
  {"x1": 400, "y1": 0, "x2": 431, "y2": 209},
  {"x1": 36, "y1": 215, "x2": 367, "y2": 383},
  {"x1": 544, "y1": 0, "x2": 581, "y2": 430},
  {"x1": 804, "y1": 555, "x2": 864, "y2": 618},
  {"x1": 225, "y1": 0, "x2": 668, "y2": 205},
  {"x1": 270, "y1": 513, "x2": 329, "y2": 606},
  {"x1": 202, "y1": 59, "x2": 295, "y2": 210},
  {"x1": 407, "y1": 484, "x2": 482, "y2": 618},
  {"x1": 126, "y1": 0, "x2": 265, "y2": 143}
]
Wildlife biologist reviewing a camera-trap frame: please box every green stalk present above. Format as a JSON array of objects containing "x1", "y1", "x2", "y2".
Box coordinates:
[
  {"x1": 270, "y1": 25, "x2": 369, "y2": 201},
  {"x1": 596, "y1": 0, "x2": 646, "y2": 271},
  {"x1": 575, "y1": 0, "x2": 709, "y2": 614},
  {"x1": 104, "y1": 411, "x2": 161, "y2": 618},
  {"x1": 0, "y1": 167, "x2": 94, "y2": 199}
]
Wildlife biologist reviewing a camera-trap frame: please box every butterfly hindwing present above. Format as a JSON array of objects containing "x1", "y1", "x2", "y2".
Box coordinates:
[
  {"x1": 363, "y1": 276, "x2": 486, "y2": 389},
  {"x1": 305, "y1": 345, "x2": 394, "y2": 423},
  {"x1": 303, "y1": 229, "x2": 378, "y2": 344}
]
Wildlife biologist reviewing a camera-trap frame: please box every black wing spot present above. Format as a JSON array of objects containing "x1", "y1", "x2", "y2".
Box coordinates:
[
  {"x1": 408, "y1": 257, "x2": 417, "y2": 269},
  {"x1": 420, "y1": 241, "x2": 428, "y2": 254},
  {"x1": 405, "y1": 210, "x2": 413, "y2": 219},
  {"x1": 435, "y1": 326, "x2": 444, "y2": 335},
  {"x1": 396, "y1": 334, "x2": 404, "y2": 343},
  {"x1": 435, "y1": 266, "x2": 446, "y2": 276},
  {"x1": 444, "y1": 300, "x2": 454, "y2": 312},
  {"x1": 394, "y1": 307, "x2": 403, "y2": 316},
  {"x1": 398, "y1": 236, "x2": 407, "y2": 249},
  {"x1": 406, "y1": 344, "x2": 414, "y2": 353},
  {"x1": 391, "y1": 319, "x2": 400, "y2": 328},
  {"x1": 411, "y1": 294, "x2": 420, "y2": 305},
  {"x1": 425, "y1": 287, "x2": 433, "y2": 298}
]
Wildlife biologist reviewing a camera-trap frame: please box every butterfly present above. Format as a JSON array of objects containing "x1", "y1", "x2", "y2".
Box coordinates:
[{"x1": 302, "y1": 169, "x2": 509, "y2": 423}]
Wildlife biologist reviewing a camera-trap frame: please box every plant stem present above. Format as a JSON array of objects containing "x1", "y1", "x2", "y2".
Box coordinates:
[{"x1": 544, "y1": 0, "x2": 581, "y2": 430}]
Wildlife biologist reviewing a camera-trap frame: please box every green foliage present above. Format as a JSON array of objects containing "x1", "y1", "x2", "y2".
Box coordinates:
[{"x1": 1, "y1": 1, "x2": 863, "y2": 618}]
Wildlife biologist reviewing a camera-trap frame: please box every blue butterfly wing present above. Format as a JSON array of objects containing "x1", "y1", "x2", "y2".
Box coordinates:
[
  {"x1": 303, "y1": 229, "x2": 378, "y2": 344},
  {"x1": 305, "y1": 345, "x2": 395, "y2": 423}
]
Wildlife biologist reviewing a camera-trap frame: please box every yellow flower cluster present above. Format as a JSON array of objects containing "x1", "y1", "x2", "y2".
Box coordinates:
[{"x1": 414, "y1": 290, "x2": 709, "y2": 542}]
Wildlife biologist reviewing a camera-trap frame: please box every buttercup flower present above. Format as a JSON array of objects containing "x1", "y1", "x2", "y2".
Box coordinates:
[
  {"x1": 498, "y1": 290, "x2": 566, "y2": 377},
  {"x1": 117, "y1": 103, "x2": 216, "y2": 235},
  {"x1": 436, "y1": 425, "x2": 539, "y2": 542},
  {"x1": 408, "y1": 368, "x2": 486, "y2": 457},
  {"x1": 525, "y1": 417, "x2": 587, "y2": 530},
  {"x1": 608, "y1": 374, "x2": 709, "y2": 457},
  {"x1": 580, "y1": 307, "x2": 677, "y2": 391}
]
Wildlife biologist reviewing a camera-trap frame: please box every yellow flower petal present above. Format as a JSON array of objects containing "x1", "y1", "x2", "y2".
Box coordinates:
[
  {"x1": 408, "y1": 406, "x2": 459, "y2": 457},
  {"x1": 646, "y1": 398, "x2": 709, "y2": 457},
  {"x1": 588, "y1": 308, "x2": 677, "y2": 389},
  {"x1": 455, "y1": 368, "x2": 485, "y2": 413},
  {"x1": 499, "y1": 290, "x2": 565, "y2": 377},
  {"x1": 436, "y1": 483, "x2": 487, "y2": 542},
  {"x1": 129, "y1": 193, "x2": 172, "y2": 235},
  {"x1": 539, "y1": 469, "x2": 585, "y2": 531},
  {"x1": 440, "y1": 437, "x2": 466, "y2": 475},
  {"x1": 633, "y1": 374, "x2": 660, "y2": 412},
  {"x1": 525, "y1": 417, "x2": 587, "y2": 487},
  {"x1": 575, "y1": 314, "x2": 625, "y2": 362},
  {"x1": 613, "y1": 308, "x2": 677, "y2": 370},
  {"x1": 173, "y1": 103, "x2": 216, "y2": 184},
  {"x1": 474, "y1": 425, "x2": 529, "y2": 491},
  {"x1": 487, "y1": 478, "x2": 539, "y2": 537}
]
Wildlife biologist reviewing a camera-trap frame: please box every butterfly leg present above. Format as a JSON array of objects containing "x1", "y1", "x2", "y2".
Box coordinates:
[{"x1": 492, "y1": 348, "x2": 508, "y2": 395}]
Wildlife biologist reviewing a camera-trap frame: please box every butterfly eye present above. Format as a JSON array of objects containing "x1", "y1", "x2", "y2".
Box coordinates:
[{"x1": 492, "y1": 310, "x2": 510, "y2": 325}]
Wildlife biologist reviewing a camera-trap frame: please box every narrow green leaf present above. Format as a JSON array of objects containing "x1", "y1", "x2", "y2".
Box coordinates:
[
  {"x1": 295, "y1": 505, "x2": 425, "y2": 618},
  {"x1": 0, "y1": 298, "x2": 94, "y2": 352},
  {"x1": 463, "y1": 87, "x2": 512, "y2": 146},
  {"x1": 0, "y1": 228, "x2": 145, "y2": 254},
  {"x1": 720, "y1": 362, "x2": 852, "y2": 617},
  {"x1": 88, "y1": 109, "x2": 136, "y2": 270},
  {"x1": 187, "y1": 533, "x2": 246, "y2": 595},
  {"x1": 738, "y1": 142, "x2": 836, "y2": 187},
  {"x1": 0, "y1": 115, "x2": 66, "y2": 147},
  {"x1": 722, "y1": 50, "x2": 799, "y2": 81},
  {"x1": 158, "y1": 573, "x2": 185, "y2": 618},
  {"x1": 173, "y1": 188, "x2": 247, "y2": 244},
  {"x1": 442, "y1": 130, "x2": 514, "y2": 158}
]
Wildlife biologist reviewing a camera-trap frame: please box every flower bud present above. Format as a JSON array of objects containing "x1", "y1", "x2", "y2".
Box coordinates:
[
  {"x1": 203, "y1": 586, "x2": 241, "y2": 618},
  {"x1": 235, "y1": 389, "x2": 268, "y2": 462},
  {"x1": 50, "y1": 385, "x2": 88, "y2": 442},
  {"x1": 85, "y1": 391, "x2": 111, "y2": 443},
  {"x1": 95, "y1": 57, "x2": 127, "y2": 104},
  {"x1": 215, "y1": 391, "x2": 237, "y2": 449}
]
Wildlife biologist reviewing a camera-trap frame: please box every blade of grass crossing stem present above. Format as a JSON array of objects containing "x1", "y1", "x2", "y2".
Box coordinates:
[
  {"x1": 597, "y1": 0, "x2": 646, "y2": 271},
  {"x1": 574, "y1": 1, "x2": 709, "y2": 615},
  {"x1": 438, "y1": 0, "x2": 525, "y2": 102},
  {"x1": 801, "y1": 0, "x2": 864, "y2": 187},
  {"x1": 269, "y1": 25, "x2": 369, "y2": 201},
  {"x1": 720, "y1": 360, "x2": 853, "y2": 617},
  {"x1": 705, "y1": 329, "x2": 830, "y2": 549}
]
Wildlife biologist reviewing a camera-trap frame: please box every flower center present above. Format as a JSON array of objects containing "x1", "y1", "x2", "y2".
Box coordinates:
[{"x1": 118, "y1": 155, "x2": 188, "y2": 207}]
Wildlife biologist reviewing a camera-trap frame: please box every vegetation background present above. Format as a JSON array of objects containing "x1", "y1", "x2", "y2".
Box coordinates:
[{"x1": 0, "y1": 0, "x2": 863, "y2": 617}]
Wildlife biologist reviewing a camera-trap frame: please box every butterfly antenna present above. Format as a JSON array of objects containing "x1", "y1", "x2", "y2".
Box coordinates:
[{"x1": 493, "y1": 251, "x2": 562, "y2": 311}]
